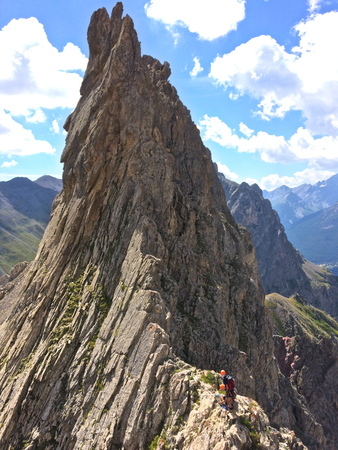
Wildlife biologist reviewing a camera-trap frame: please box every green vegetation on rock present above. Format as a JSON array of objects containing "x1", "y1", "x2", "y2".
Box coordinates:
[
  {"x1": 200, "y1": 370, "x2": 216, "y2": 386},
  {"x1": 239, "y1": 415, "x2": 262, "y2": 449},
  {"x1": 265, "y1": 293, "x2": 338, "y2": 339}
]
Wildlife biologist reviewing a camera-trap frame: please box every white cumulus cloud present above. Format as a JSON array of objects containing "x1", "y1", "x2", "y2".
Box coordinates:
[
  {"x1": 0, "y1": 17, "x2": 87, "y2": 158},
  {"x1": 209, "y1": 11, "x2": 338, "y2": 136},
  {"x1": 236, "y1": 131, "x2": 295, "y2": 163},
  {"x1": 190, "y1": 57, "x2": 204, "y2": 77},
  {"x1": 308, "y1": 0, "x2": 322, "y2": 12},
  {"x1": 1, "y1": 160, "x2": 18, "y2": 168},
  {"x1": 145, "y1": 0, "x2": 246, "y2": 40},
  {"x1": 0, "y1": 109, "x2": 55, "y2": 156},
  {"x1": 216, "y1": 162, "x2": 239, "y2": 181},
  {"x1": 26, "y1": 109, "x2": 46, "y2": 123},
  {"x1": 199, "y1": 115, "x2": 338, "y2": 171},
  {"x1": 0, "y1": 17, "x2": 87, "y2": 118},
  {"x1": 259, "y1": 168, "x2": 336, "y2": 191},
  {"x1": 51, "y1": 119, "x2": 60, "y2": 134},
  {"x1": 198, "y1": 115, "x2": 239, "y2": 147},
  {"x1": 239, "y1": 122, "x2": 254, "y2": 137}
]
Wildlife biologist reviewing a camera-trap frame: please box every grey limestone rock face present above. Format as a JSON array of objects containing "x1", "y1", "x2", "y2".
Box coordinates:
[{"x1": 0, "y1": 3, "x2": 319, "y2": 449}]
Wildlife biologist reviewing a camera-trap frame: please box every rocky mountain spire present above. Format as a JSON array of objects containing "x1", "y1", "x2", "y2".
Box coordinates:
[{"x1": 0, "y1": 4, "x2": 323, "y2": 449}]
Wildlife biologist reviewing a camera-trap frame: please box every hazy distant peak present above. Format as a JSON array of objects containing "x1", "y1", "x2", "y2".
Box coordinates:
[{"x1": 34, "y1": 175, "x2": 62, "y2": 193}]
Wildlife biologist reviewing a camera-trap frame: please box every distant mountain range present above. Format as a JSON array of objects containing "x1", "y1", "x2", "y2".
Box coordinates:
[
  {"x1": 263, "y1": 173, "x2": 338, "y2": 229},
  {"x1": 35, "y1": 175, "x2": 63, "y2": 192},
  {"x1": 219, "y1": 172, "x2": 338, "y2": 318},
  {"x1": 264, "y1": 173, "x2": 338, "y2": 275},
  {"x1": 0, "y1": 176, "x2": 61, "y2": 275},
  {"x1": 286, "y1": 202, "x2": 338, "y2": 274}
]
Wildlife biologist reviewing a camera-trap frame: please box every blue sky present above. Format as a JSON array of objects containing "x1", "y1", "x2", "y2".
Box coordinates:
[{"x1": 1, "y1": 0, "x2": 338, "y2": 190}]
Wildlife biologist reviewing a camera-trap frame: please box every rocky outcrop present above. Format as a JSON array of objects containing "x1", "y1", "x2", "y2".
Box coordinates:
[
  {"x1": 0, "y1": 4, "x2": 325, "y2": 449},
  {"x1": 266, "y1": 293, "x2": 338, "y2": 450},
  {"x1": 0, "y1": 4, "x2": 282, "y2": 449},
  {"x1": 147, "y1": 366, "x2": 308, "y2": 450},
  {"x1": 219, "y1": 174, "x2": 338, "y2": 318},
  {"x1": 0, "y1": 261, "x2": 29, "y2": 333},
  {"x1": 0, "y1": 261, "x2": 28, "y2": 287}
]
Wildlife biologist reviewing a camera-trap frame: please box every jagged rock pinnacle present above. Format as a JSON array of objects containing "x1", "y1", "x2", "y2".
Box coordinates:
[{"x1": 0, "y1": 3, "x2": 325, "y2": 449}]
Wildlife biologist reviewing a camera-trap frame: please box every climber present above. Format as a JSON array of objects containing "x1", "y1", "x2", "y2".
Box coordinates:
[
  {"x1": 217, "y1": 392, "x2": 228, "y2": 410},
  {"x1": 219, "y1": 370, "x2": 236, "y2": 410},
  {"x1": 215, "y1": 388, "x2": 228, "y2": 409}
]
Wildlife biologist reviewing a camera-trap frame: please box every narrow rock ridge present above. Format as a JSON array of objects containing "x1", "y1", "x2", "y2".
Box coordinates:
[{"x1": 0, "y1": 4, "x2": 317, "y2": 449}]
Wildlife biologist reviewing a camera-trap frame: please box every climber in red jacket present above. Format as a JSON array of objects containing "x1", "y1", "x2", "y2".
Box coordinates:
[{"x1": 220, "y1": 370, "x2": 236, "y2": 410}]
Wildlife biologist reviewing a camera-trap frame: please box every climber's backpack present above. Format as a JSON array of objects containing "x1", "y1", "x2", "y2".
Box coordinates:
[{"x1": 224, "y1": 375, "x2": 235, "y2": 390}]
